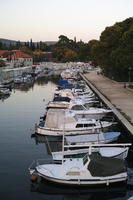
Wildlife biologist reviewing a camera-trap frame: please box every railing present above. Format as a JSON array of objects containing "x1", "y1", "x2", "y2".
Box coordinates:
[{"x1": 64, "y1": 143, "x2": 131, "y2": 148}]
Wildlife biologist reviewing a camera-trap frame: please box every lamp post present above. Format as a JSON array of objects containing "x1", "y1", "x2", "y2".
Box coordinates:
[{"x1": 128, "y1": 67, "x2": 131, "y2": 84}]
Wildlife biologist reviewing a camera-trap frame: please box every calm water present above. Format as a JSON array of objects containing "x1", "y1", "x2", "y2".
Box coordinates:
[{"x1": 0, "y1": 77, "x2": 133, "y2": 200}]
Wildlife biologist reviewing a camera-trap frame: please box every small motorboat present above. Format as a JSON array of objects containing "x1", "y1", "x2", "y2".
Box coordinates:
[
  {"x1": 0, "y1": 88, "x2": 11, "y2": 95},
  {"x1": 52, "y1": 143, "x2": 131, "y2": 161},
  {"x1": 29, "y1": 152, "x2": 127, "y2": 186},
  {"x1": 35, "y1": 109, "x2": 116, "y2": 136}
]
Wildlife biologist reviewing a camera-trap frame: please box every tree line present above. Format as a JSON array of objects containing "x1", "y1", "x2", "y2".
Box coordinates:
[
  {"x1": 89, "y1": 17, "x2": 133, "y2": 82},
  {"x1": 0, "y1": 17, "x2": 133, "y2": 81}
]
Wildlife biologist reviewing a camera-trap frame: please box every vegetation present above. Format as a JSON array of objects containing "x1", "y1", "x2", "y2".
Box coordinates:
[
  {"x1": 0, "y1": 35, "x2": 91, "y2": 63},
  {"x1": 0, "y1": 17, "x2": 133, "y2": 81},
  {"x1": 89, "y1": 17, "x2": 133, "y2": 82}
]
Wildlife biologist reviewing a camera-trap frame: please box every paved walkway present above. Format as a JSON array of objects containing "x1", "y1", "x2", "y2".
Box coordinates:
[{"x1": 84, "y1": 71, "x2": 133, "y2": 125}]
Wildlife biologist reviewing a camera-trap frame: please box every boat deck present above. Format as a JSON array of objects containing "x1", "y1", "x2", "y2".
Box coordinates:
[{"x1": 45, "y1": 109, "x2": 76, "y2": 128}]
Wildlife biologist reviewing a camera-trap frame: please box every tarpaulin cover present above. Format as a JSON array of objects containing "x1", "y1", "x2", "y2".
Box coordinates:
[{"x1": 88, "y1": 153, "x2": 126, "y2": 177}]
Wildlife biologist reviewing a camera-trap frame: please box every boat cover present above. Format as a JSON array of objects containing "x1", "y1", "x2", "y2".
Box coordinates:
[
  {"x1": 58, "y1": 80, "x2": 68, "y2": 87},
  {"x1": 88, "y1": 153, "x2": 126, "y2": 177},
  {"x1": 53, "y1": 96, "x2": 71, "y2": 102},
  {"x1": 104, "y1": 132, "x2": 121, "y2": 139}
]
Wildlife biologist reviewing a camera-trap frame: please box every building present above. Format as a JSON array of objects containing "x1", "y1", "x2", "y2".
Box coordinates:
[{"x1": 0, "y1": 50, "x2": 33, "y2": 68}]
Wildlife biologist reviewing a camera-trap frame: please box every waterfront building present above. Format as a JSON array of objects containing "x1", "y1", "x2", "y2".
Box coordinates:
[{"x1": 0, "y1": 50, "x2": 33, "y2": 68}]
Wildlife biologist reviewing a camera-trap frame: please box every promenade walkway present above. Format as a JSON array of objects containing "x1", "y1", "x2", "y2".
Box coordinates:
[{"x1": 81, "y1": 71, "x2": 133, "y2": 134}]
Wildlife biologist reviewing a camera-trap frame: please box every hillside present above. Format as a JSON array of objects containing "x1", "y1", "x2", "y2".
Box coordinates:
[{"x1": 0, "y1": 38, "x2": 57, "y2": 46}]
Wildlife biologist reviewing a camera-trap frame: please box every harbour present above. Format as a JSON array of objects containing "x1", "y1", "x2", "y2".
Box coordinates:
[
  {"x1": 0, "y1": 69, "x2": 133, "y2": 200},
  {"x1": 1, "y1": 1, "x2": 133, "y2": 199}
]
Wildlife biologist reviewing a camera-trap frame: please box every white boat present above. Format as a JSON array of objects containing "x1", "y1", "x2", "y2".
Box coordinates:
[
  {"x1": 47, "y1": 98, "x2": 99, "y2": 109},
  {"x1": 64, "y1": 132, "x2": 120, "y2": 144},
  {"x1": 66, "y1": 101, "x2": 112, "y2": 120},
  {"x1": 61, "y1": 69, "x2": 77, "y2": 79},
  {"x1": 29, "y1": 152, "x2": 127, "y2": 186},
  {"x1": 14, "y1": 74, "x2": 32, "y2": 84},
  {"x1": 54, "y1": 89, "x2": 74, "y2": 99},
  {"x1": 31, "y1": 131, "x2": 121, "y2": 145},
  {"x1": 14, "y1": 77, "x2": 23, "y2": 84},
  {"x1": 0, "y1": 88, "x2": 11, "y2": 95},
  {"x1": 54, "y1": 88, "x2": 96, "y2": 101},
  {"x1": 73, "y1": 90, "x2": 95, "y2": 99},
  {"x1": 35, "y1": 109, "x2": 116, "y2": 136},
  {"x1": 52, "y1": 143, "x2": 131, "y2": 161},
  {"x1": 47, "y1": 100, "x2": 70, "y2": 109}
]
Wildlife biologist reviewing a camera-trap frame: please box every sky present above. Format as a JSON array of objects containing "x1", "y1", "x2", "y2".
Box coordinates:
[{"x1": 0, "y1": 0, "x2": 133, "y2": 43}]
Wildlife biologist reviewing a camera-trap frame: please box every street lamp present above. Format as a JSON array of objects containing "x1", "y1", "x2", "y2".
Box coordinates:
[{"x1": 128, "y1": 67, "x2": 131, "y2": 84}]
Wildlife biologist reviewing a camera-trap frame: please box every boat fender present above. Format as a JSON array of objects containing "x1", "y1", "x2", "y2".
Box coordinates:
[
  {"x1": 31, "y1": 175, "x2": 38, "y2": 182},
  {"x1": 106, "y1": 180, "x2": 109, "y2": 186}
]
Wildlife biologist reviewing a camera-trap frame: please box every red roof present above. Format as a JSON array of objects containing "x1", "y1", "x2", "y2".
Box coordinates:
[
  {"x1": 11, "y1": 50, "x2": 31, "y2": 59},
  {"x1": 0, "y1": 50, "x2": 8, "y2": 57},
  {"x1": 0, "y1": 50, "x2": 31, "y2": 59}
]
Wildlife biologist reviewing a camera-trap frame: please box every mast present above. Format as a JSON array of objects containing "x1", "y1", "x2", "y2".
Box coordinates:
[{"x1": 62, "y1": 109, "x2": 65, "y2": 165}]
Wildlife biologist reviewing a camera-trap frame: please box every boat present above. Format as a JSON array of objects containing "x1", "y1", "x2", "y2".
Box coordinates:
[
  {"x1": 29, "y1": 152, "x2": 127, "y2": 186},
  {"x1": 0, "y1": 87, "x2": 11, "y2": 95},
  {"x1": 54, "y1": 89, "x2": 74, "y2": 99},
  {"x1": 65, "y1": 101, "x2": 112, "y2": 120},
  {"x1": 64, "y1": 132, "x2": 120, "y2": 144},
  {"x1": 60, "y1": 70, "x2": 77, "y2": 80},
  {"x1": 30, "y1": 176, "x2": 128, "y2": 198},
  {"x1": 35, "y1": 109, "x2": 116, "y2": 136},
  {"x1": 14, "y1": 74, "x2": 32, "y2": 84},
  {"x1": 54, "y1": 88, "x2": 96, "y2": 101},
  {"x1": 14, "y1": 77, "x2": 23, "y2": 84},
  {"x1": 0, "y1": 84, "x2": 12, "y2": 90},
  {"x1": 73, "y1": 90, "x2": 95, "y2": 99},
  {"x1": 47, "y1": 98, "x2": 99, "y2": 110},
  {"x1": 52, "y1": 143, "x2": 131, "y2": 161},
  {"x1": 31, "y1": 130, "x2": 121, "y2": 146}
]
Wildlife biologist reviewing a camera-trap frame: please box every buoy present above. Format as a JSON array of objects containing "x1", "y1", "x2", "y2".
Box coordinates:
[{"x1": 31, "y1": 175, "x2": 38, "y2": 182}]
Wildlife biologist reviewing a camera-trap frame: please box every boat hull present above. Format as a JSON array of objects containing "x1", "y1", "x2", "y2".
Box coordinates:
[
  {"x1": 52, "y1": 147, "x2": 129, "y2": 161},
  {"x1": 36, "y1": 171, "x2": 127, "y2": 186},
  {"x1": 35, "y1": 126, "x2": 112, "y2": 136}
]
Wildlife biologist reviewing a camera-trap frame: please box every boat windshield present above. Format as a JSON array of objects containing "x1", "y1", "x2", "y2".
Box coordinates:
[{"x1": 71, "y1": 105, "x2": 85, "y2": 110}]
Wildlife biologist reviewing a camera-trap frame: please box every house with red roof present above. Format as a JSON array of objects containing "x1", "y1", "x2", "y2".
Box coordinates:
[{"x1": 0, "y1": 50, "x2": 33, "y2": 68}]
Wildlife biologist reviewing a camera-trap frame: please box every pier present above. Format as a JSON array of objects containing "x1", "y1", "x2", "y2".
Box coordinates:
[{"x1": 80, "y1": 71, "x2": 133, "y2": 135}]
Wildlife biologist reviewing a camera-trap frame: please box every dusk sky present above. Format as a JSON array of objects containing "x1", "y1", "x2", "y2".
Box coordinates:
[{"x1": 0, "y1": 0, "x2": 133, "y2": 42}]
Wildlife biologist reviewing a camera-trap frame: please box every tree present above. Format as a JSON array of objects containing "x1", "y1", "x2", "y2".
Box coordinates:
[
  {"x1": 89, "y1": 17, "x2": 133, "y2": 81},
  {"x1": 58, "y1": 35, "x2": 70, "y2": 45}
]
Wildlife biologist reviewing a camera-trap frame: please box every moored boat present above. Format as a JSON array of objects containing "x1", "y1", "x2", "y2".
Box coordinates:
[
  {"x1": 29, "y1": 152, "x2": 127, "y2": 186},
  {"x1": 52, "y1": 143, "x2": 131, "y2": 161},
  {"x1": 35, "y1": 109, "x2": 116, "y2": 136},
  {"x1": 0, "y1": 87, "x2": 11, "y2": 95}
]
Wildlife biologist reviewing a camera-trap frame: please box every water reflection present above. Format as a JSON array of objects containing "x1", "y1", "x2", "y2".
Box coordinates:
[
  {"x1": 30, "y1": 179, "x2": 129, "y2": 200},
  {"x1": 34, "y1": 75, "x2": 60, "y2": 86},
  {"x1": 14, "y1": 81, "x2": 34, "y2": 92},
  {"x1": 31, "y1": 134, "x2": 62, "y2": 154},
  {"x1": 0, "y1": 75, "x2": 60, "y2": 95},
  {"x1": 0, "y1": 94, "x2": 11, "y2": 102}
]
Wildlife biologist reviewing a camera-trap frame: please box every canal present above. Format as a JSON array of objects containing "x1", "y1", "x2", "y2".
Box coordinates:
[{"x1": 0, "y1": 76, "x2": 133, "y2": 200}]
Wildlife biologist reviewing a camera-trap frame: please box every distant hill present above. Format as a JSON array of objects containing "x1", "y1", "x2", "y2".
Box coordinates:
[
  {"x1": 0, "y1": 38, "x2": 57, "y2": 46},
  {"x1": 44, "y1": 41, "x2": 57, "y2": 45},
  {"x1": 0, "y1": 38, "x2": 18, "y2": 46}
]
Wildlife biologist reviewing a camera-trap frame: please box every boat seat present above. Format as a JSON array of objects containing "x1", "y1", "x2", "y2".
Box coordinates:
[{"x1": 66, "y1": 171, "x2": 80, "y2": 176}]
